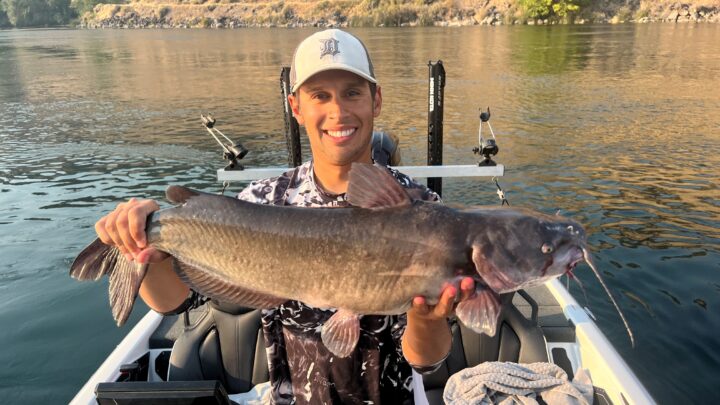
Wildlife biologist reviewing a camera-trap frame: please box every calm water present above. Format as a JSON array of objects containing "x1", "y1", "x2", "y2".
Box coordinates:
[{"x1": 1, "y1": 25, "x2": 719, "y2": 404}]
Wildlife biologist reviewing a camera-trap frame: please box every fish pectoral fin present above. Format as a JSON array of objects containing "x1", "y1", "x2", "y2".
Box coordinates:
[
  {"x1": 172, "y1": 260, "x2": 286, "y2": 309},
  {"x1": 321, "y1": 309, "x2": 361, "y2": 358},
  {"x1": 346, "y1": 163, "x2": 412, "y2": 209},
  {"x1": 455, "y1": 288, "x2": 501, "y2": 336}
]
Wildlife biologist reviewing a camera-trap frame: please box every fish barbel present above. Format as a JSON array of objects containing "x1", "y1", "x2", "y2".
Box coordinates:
[{"x1": 70, "y1": 163, "x2": 632, "y2": 356}]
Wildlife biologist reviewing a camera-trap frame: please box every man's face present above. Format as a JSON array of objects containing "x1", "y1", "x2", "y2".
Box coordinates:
[{"x1": 289, "y1": 69, "x2": 382, "y2": 167}]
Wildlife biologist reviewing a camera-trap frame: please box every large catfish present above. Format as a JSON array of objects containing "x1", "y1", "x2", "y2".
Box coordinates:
[{"x1": 70, "y1": 163, "x2": 632, "y2": 357}]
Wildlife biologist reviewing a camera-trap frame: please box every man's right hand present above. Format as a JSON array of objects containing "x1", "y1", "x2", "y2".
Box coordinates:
[{"x1": 95, "y1": 198, "x2": 168, "y2": 264}]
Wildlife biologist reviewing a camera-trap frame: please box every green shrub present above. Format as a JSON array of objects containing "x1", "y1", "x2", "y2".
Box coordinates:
[
  {"x1": 520, "y1": 0, "x2": 585, "y2": 20},
  {"x1": 552, "y1": 0, "x2": 580, "y2": 18},
  {"x1": 520, "y1": 0, "x2": 552, "y2": 19}
]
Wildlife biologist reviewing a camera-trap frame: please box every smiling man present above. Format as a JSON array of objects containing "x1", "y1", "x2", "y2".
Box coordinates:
[{"x1": 94, "y1": 29, "x2": 475, "y2": 404}]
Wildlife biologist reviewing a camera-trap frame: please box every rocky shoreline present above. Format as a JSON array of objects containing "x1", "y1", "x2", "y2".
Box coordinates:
[{"x1": 80, "y1": 2, "x2": 720, "y2": 29}]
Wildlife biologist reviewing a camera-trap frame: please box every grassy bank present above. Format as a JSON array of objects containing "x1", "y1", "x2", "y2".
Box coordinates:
[{"x1": 6, "y1": 0, "x2": 720, "y2": 29}]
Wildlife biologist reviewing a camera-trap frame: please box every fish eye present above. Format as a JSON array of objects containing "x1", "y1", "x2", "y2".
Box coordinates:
[{"x1": 541, "y1": 243, "x2": 554, "y2": 254}]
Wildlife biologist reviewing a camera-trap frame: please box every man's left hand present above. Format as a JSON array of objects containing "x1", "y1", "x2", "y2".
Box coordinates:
[
  {"x1": 408, "y1": 277, "x2": 476, "y2": 320},
  {"x1": 402, "y1": 277, "x2": 476, "y2": 368}
]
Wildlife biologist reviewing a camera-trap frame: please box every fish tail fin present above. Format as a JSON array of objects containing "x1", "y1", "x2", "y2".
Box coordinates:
[
  {"x1": 70, "y1": 238, "x2": 117, "y2": 281},
  {"x1": 70, "y1": 238, "x2": 147, "y2": 326}
]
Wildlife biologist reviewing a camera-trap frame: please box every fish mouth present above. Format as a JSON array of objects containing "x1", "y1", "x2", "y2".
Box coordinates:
[
  {"x1": 568, "y1": 254, "x2": 584, "y2": 271},
  {"x1": 565, "y1": 247, "x2": 585, "y2": 273}
]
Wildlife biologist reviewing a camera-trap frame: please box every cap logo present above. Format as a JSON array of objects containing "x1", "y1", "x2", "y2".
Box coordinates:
[{"x1": 319, "y1": 38, "x2": 340, "y2": 58}]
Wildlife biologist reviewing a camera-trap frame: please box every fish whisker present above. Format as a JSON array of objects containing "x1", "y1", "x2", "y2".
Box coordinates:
[{"x1": 582, "y1": 247, "x2": 635, "y2": 348}]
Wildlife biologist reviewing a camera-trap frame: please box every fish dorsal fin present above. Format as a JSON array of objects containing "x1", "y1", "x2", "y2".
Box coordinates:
[
  {"x1": 347, "y1": 163, "x2": 411, "y2": 209},
  {"x1": 166, "y1": 185, "x2": 201, "y2": 204}
]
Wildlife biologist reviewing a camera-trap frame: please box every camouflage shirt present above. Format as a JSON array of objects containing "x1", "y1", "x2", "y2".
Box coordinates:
[{"x1": 237, "y1": 160, "x2": 440, "y2": 405}]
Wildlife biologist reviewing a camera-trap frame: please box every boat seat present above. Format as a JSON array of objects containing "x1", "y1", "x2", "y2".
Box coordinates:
[
  {"x1": 167, "y1": 293, "x2": 547, "y2": 401},
  {"x1": 422, "y1": 292, "x2": 549, "y2": 405},
  {"x1": 167, "y1": 301, "x2": 269, "y2": 394}
]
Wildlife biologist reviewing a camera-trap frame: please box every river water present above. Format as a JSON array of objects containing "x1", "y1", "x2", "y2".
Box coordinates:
[{"x1": 0, "y1": 25, "x2": 718, "y2": 404}]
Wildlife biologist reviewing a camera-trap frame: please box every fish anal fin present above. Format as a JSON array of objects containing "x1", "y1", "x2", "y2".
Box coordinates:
[
  {"x1": 172, "y1": 260, "x2": 286, "y2": 309},
  {"x1": 456, "y1": 288, "x2": 501, "y2": 336},
  {"x1": 347, "y1": 163, "x2": 411, "y2": 209},
  {"x1": 321, "y1": 309, "x2": 361, "y2": 358}
]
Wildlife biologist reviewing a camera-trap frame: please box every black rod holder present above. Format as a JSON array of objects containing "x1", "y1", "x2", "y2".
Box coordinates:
[
  {"x1": 427, "y1": 60, "x2": 445, "y2": 196},
  {"x1": 281, "y1": 67, "x2": 303, "y2": 168}
]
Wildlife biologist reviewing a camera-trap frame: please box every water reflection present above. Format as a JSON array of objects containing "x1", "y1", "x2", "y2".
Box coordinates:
[
  {"x1": 0, "y1": 37, "x2": 26, "y2": 102},
  {"x1": 508, "y1": 26, "x2": 593, "y2": 75}
]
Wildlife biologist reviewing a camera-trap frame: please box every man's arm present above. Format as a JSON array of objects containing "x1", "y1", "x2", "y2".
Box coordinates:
[
  {"x1": 138, "y1": 258, "x2": 190, "y2": 313},
  {"x1": 402, "y1": 277, "x2": 475, "y2": 368},
  {"x1": 95, "y1": 198, "x2": 189, "y2": 313}
]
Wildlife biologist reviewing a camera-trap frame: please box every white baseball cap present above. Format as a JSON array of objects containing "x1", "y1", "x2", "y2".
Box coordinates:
[{"x1": 290, "y1": 29, "x2": 377, "y2": 93}]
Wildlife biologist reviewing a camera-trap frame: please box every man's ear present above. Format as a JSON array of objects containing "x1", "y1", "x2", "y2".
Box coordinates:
[
  {"x1": 288, "y1": 93, "x2": 304, "y2": 125},
  {"x1": 373, "y1": 86, "x2": 382, "y2": 118}
]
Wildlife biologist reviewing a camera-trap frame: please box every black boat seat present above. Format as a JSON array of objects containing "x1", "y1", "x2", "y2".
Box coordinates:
[
  {"x1": 167, "y1": 301, "x2": 269, "y2": 394},
  {"x1": 167, "y1": 292, "x2": 547, "y2": 402},
  {"x1": 422, "y1": 292, "x2": 549, "y2": 405}
]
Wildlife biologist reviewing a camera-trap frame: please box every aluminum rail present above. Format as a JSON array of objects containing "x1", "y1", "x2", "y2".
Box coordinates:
[{"x1": 217, "y1": 164, "x2": 504, "y2": 182}]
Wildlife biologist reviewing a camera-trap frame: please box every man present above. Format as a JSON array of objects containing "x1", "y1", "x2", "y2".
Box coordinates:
[{"x1": 95, "y1": 29, "x2": 475, "y2": 404}]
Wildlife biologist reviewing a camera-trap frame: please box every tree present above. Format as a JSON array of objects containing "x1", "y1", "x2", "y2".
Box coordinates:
[
  {"x1": 552, "y1": 0, "x2": 581, "y2": 18},
  {"x1": 0, "y1": 5, "x2": 12, "y2": 27},
  {"x1": 520, "y1": 0, "x2": 552, "y2": 19},
  {"x1": 1, "y1": 0, "x2": 75, "y2": 27}
]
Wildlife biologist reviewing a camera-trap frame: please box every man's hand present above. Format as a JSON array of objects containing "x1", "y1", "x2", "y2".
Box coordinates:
[
  {"x1": 402, "y1": 277, "x2": 476, "y2": 368},
  {"x1": 95, "y1": 198, "x2": 167, "y2": 264},
  {"x1": 409, "y1": 277, "x2": 476, "y2": 320}
]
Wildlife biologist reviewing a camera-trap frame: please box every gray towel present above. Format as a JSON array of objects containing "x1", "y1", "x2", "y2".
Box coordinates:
[{"x1": 443, "y1": 362, "x2": 593, "y2": 405}]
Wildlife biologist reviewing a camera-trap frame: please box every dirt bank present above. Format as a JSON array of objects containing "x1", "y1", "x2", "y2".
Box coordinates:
[{"x1": 80, "y1": 0, "x2": 720, "y2": 29}]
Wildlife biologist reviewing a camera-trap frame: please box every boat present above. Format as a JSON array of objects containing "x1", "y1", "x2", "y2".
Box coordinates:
[{"x1": 70, "y1": 63, "x2": 656, "y2": 405}]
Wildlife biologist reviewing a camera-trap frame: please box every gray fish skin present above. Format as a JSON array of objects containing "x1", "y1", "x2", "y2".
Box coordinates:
[
  {"x1": 150, "y1": 195, "x2": 582, "y2": 313},
  {"x1": 70, "y1": 163, "x2": 586, "y2": 356}
]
